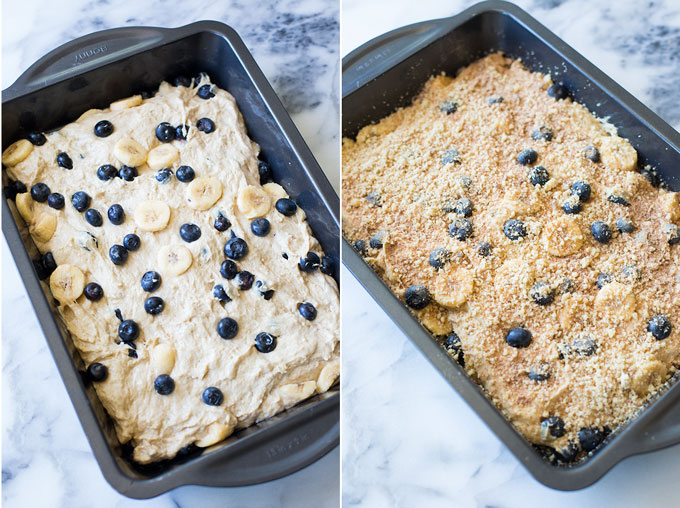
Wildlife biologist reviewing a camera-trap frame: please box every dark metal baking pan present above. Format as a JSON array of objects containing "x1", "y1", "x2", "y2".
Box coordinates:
[
  {"x1": 342, "y1": 0, "x2": 680, "y2": 491},
  {"x1": 3, "y1": 21, "x2": 339, "y2": 499}
]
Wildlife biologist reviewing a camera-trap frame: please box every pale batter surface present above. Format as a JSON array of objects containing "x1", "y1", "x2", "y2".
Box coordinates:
[
  {"x1": 4, "y1": 77, "x2": 339, "y2": 463},
  {"x1": 343, "y1": 53, "x2": 679, "y2": 461}
]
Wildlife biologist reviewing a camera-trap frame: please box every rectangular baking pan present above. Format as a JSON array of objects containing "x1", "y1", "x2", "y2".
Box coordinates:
[
  {"x1": 342, "y1": 0, "x2": 680, "y2": 491},
  {"x1": 3, "y1": 21, "x2": 339, "y2": 499}
]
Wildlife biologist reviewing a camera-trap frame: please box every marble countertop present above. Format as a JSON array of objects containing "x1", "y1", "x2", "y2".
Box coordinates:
[
  {"x1": 1, "y1": 0, "x2": 339, "y2": 506},
  {"x1": 341, "y1": 0, "x2": 680, "y2": 507}
]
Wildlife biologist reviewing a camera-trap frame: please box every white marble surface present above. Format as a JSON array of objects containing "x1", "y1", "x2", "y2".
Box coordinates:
[
  {"x1": 1, "y1": 0, "x2": 339, "y2": 506},
  {"x1": 341, "y1": 0, "x2": 680, "y2": 506}
]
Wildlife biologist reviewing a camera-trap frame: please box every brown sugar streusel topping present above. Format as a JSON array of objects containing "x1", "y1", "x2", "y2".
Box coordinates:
[{"x1": 342, "y1": 52, "x2": 680, "y2": 462}]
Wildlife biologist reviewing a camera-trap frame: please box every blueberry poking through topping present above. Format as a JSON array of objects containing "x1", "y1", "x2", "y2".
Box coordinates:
[
  {"x1": 27, "y1": 132, "x2": 47, "y2": 146},
  {"x1": 298, "y1": 302, "x2": 317, "y2": 321},
  {"x1": 176, "y1": 165, "x2": 195, "y2": 182},
  {"x1": 213, "y1": 284, "x2": 231, "y2": 303},
  {"x1": 449, "y1": 218, "x2": 473, "y2": 241},
  {"x1": 503, "y1": 219, "x2": 528, "y2": 240},
  {"x1": 299, "y1": 252, "x2": 320, "y2": 272},
  {"x1": 57, "y1": 152, "x2": 73, "y2": 169},
  {"x1": 353, "y1": 240, "x2": 368, "y2": 256},
  {"x1": 320, "y1": 256, "x2": 334, "y2": 276},
  {"x1": 441, "y1": 149, "x2": 460, "y2": 165},
  {"x1": 445, "y1": 332, "x2": 465, "y2": 367},
  {"x1": 109, "y1": 244, "x2": 128, "y2": 265},
  {"x1": 155, "y1": 167, "x2": 173, "y2": 183},
  {"x1": 180, "y1": 223, "x2": 201, "y2": 242},
  {"x1": 196, "y1": 117, "x2": 215, "y2": 133},
  {"x1": 94, "y1": 120, "x2": 114, "y2": 137},
  {"x1": 404, "y1": 284, "x2": 430, "y2": 310},
  {"x1": 570, "y1": 181, "x2": 591, "y2": 202},
  {"x1": 530, "y1": 282, "x2": 554, "y2": 305},
  {"x1": 220, "y1": 260, "x2": 238, "y2": 279},
  {"x1": 369, "y1": 231, "x2": 388, "y2": 249},
  {"x1": 532, "y1": 126, "x2": 553, "y2": 142},
  {"x1": 144, "y1": 296, "x2": 164, "y2": 315},
  {"x1": 584, "y1": 145, "x2": 600, "y2": 163},
  {"x1": 85, "y1": 209, "x2": 103, "y2": 227},
  {"x1": 123, "y1": 233, "x2": 140, "y2": 251},
  {"x1": 118, "y1": 319, "x2": 139, "y2": 342},
  {"x1": 639, "y1": 168, "x2": 660, "y2": 187},
  {"x1": 664, "y1": 224, "x2": 680, "y2": 245},
  {"x1": 478, "y1": 242, "x2": 493, "y2": 257},
  {"x1": 4, "y1": 179, "x2": 27, "y2": 200},
  {"x1": 528, "y1": 166, "x2": 550, "y2": 186},
  {"x1": 235, "y1": 271, "x2": 254, "y2": 290},
  {"x1": 71, "y1": 191, "x2": 90, "y2": 212},
  {"x1": 454, "y1": 198, "x2": 473, "y2": 217},
  {"x1": 556, "y1": 442, "x2": 580, "y2": 463},
  {"x1": 648, "y1": 315, "x2": 672, "y2": 340},
  {"x1": 217, "y1": 317, "x2": 238, "y2": 339},
  {"x1": 175, "y1": 124, "x2": 190, "y2": 140},
  {"x1": 255, "y1": 332, "x2": 277, "y2": 353},
  {"x1": 154, "y1": 374, "x2": 175, "y2": 395},
  {"x1": 155, "y1": 122, "x2": 175, "y2": 142},
  {"x1": 516, "y1": 149, "x2": 538, "y2": 166},
  {"x1": 579, "y1": 427, "x2": 605, "y2": 452},
  {"x1": 258, "y1": 160, "x2": 272, "y2": 184},
  {"x1": 108, "y1": 204, "x2": 125, "y2": 225},
  {"x1": 505, "y1": 327, "x2": 532, "y2": 348},
  {"x1": 87, "y1": 363, "x2": 108, "y2": 382},
  {"x1": 214, "y1": 214, "x2": 231, "y2": 231},
  {"x1": 439, "y1": 100, "x2": 458, "y2": 114},
  {"x1": 547, "y1": 83, "x2": 569, "y2": 100},
  {"x1": 224, "y1": 233, "x2": 248, "y2": 260},
  {"x1": 84, "y1": 282, "x2": 103, "y2": 301},
  {"x1": 31, "y1": 183, "x2": 50, "y2": 202},
  {"x1": 541, "y1": 416, "x2": 566, "y2": 438},
  {"x1": 202, "y1": 386, "x2": 223, "y2": 406},
  {"x1": 608, "y1": 194, "x2": 630, "y2": 206},
  {"x1": 528, "y1": 365, "x2": 551, "y2": 382},
  {"x1": 197, "y1": 84, "x2": 215, "y2": 99},
  {"x1": 365, "y1": 191, "x2": 382, "y2": 207},
  {"x1": 591, "y1": 221, "x2": 612, "y2": 244},
  {"x1": 251, "y1": 218, "x2": 270, "y2": 237},
  {"x1": 47, "y1": 193, "x2": 65, "y2": 210},
  {"x1": 173, "y1": 75, "x2": 191, "y2": 87},
  {"x1": 572, "y1": 337, "x2": 598, "y2": 357},
  {"x1": 562, "y1": 197, "x2": 582, "y2": 215},
  {"x1": 255, "y1": 281, "x2": 275, "y2": 300},
  {"x1": 275, "y1": 198, "x2": 297, "y2": 216},
  {"x1": 596, "y1": 272, "x2": 614, "y2": 289},
  {"x1": 97, "y1": 164, "x2": 118, "y2": 181},
  {"x1": 119, "y1": 165, "x2": 137, "y2": 181},
  {"x1": 429, "y1": 247, "x2": 450, "y2": 270},
  {"x1": 487, "y1": 95, "x2": 503, "y2": 104}
]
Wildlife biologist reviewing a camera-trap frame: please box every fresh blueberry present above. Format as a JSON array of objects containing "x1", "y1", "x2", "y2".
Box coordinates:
[
  {"x1": 404, "y1": 284, "x2": 430, "y2": 310},
  {"x1": 33, "y1": 252, "x2": 57, "y2": 280},
  {"x1": 608, "y1": 194, "x2": 630, "y2": 206},
  {"x1": 180, "y1": 223, "x2": 201, "y2": 242},
  {"x1": 119, "y1": 165, "x2": 138, "y2": 181},
  {"x1": 141, "y1": 271, "x2": 161, "y2": 292},
  {"x1": 3, "y1": 179, "x2": 27, "y2": 200},
  {"x1": 439, "y1": 100, "x2": 458, "y2": 114},
  {"x1": 118, "y1": 319, "x2": 139, "y2": 342},
  {"x1": 516, "y1": 149, "x2": 538, "y2": 166},
  {"x1": 258, "y1": 160, "x2": 272, "y2": 184},
  {"x1": 254, "y1": 332, "x2": 277, "y2": 353},
  {"x1": 365, "y1": 191, "x2": 382, "y2": 207},
  {"x1": 591, "y1": 221, "x2": 612, "y2": 243},
  {"x1": 275, "y1": 198, "x2": 297, "y2": 216},
  {"x1": 620, "y1": 265, "x2": 642, "y2": 283},
  {"x1": 97, "y1": 164, "x2": 118, "y2": 181},
  {"x1": 503, "y1": 219, "x2": 527, "y2": 240},
  {"x1": 257, "y1": 283, "x2": 275, "y2": 300},
  {"x1": 197, "y1": 84, "x2": 215, "y2": 99},
  {"x1": 213, "y1": 284, "x2": 231, "y2": 303},
  {"x1": 445, "y1": 332, "x2": 465, "y2": 367},
  {"x1": 298, "y1": 302, "x2": 317, "y2": 321},
  {"x1": 505, "y1": 327, "x2": 532, "y2": 348},
  {"x1": 527, "y1": 366, "x2": 551, "y2": 382},
  {"x1": 579, "y1": 427, "x2": 605, "y2": 452},
  {"x1": 570, "y1": 181, "x2": 591, "y2": 202},
  {"x1": 224, "y1": 233, "x2": 248, "y2": 260},
  {"x1": 123, "y1": 233, "x2": 140, "y2": 251},
  {"x1": 173, "y1": 75, "x2": 191, "y2": 87},
  {"x1": 220, "y1": 260, "x2": 238, "y2": 279},
  {"x1": 27, "y1": 132, "x2": 46, "y2": 146},
  {"x1": 541, "y1": 416, "x2": 566, "y2": 438},
  {"x1": 528, "y1": 166, "x2": 550, "y2": 186},
  {"x1": 57, "y1": 152, "x2": 73, "y2": 169},
  {"x1": 320, "y1": 256, "x2": 334, "y2": 276},
  {"x1": 530, "y1": 282, "x2": 554, "y2": 305},
  {"x1": 154, "y1": 167, "x2": 174, "y2": 184},
  {"x1": 235, "y1": 271, "x2": 254, "y2": 290},
  {"x1": 202, "y1": 386, "x2": 223, "y2": 406},
  {"x1": 155, "y1": 122, "x2": 175, "y2": 142},
  {"x1": 449, "y1": 218, "x2": 473, "y2": 241},
  {"x1": 441, "y1": 148, "x2": 460, "y2": 165},
  {"x1": 87, "y1": 363, "x2": 108, "y2": 382},
  {"x1": 84, "y1": 282, "x2": 103, "y2": 301},
  {"x1": 85, "y1": 209, "x2": 103, "y2": 227},
  {"x1": 559, "y1": 278, "x2": 575, "y2": 294},
  {"x1": 639, "y1": 168, "x2": 660, "y2": 187},
  {"x1": 217, "y1": 317, "x2": 238, "y2": 339},
  {"x1": 176, "y1": 165, "x2": 195, "y2": 182},
  {"x1": 487, "y1": 95, "x2": 503, "y2": 104},
  {"x1": 94, "y1": 120, "x2": 114, "y2": 137},
  {"x1": 299, "y1": 252, "x2": 320, "y2": 272},
  {"x1": 562, "y1": 198, "x2": 582, "y2": 215},
  {"x1": 196, "y1": 117, "x2": 215, "y2": 133},
  {"x1": 251, "y1": 218, "x2": 270, "y2": 237},
  {"x1": 108, "y1": 204, "x2": 125, "y2": 225},
  {"x1": 47, "y1": 192, "x2": 65, "y2": 209},
  {"x1": 572, "y1": 337, "x2": 598, "y2": 357},
  {"x1": 214, "y1": 214, "x2": 231, "y2": 231},
  {"x1": 71, "y1": 191, "x2": 90, "y2": 212},
  {"x1": 144, "y1": 296, "x2": 164, "y2": 315},
  {"x1": 429, "y1": 248, "x2": 450, "y2": 270},
  {"x1": 532, "y1": 126, "x2": 553, "y2": 142},
  {"x1": 175, "y1": 124, "x2": 190, "y2": 140},
  {"x1": 584, "y1": 145, "x2": 600, "y2": 163},
  {"x1": 109, "y1": 244, "x2": 128, "y2": 265},
  {"x1": 154, "y1": 374, "x2": 175, "y2": 395},
  {"x1": 478, "y1": 242, "x2": 493, "y2": 257},
  {"x1": 596, "y1": 272, "x2": 614, "y2": 289},
  {"x1": 454, "y1": 198, "x2": 473, "y2": 217},
  {"x1": 353, "y1": 240, "x2": 368, "y2": 256},
  {"x1": 369, "y1": 231, "x2": 388, "y2": 249},
  {"x1": 648, "y1": 315, "x2": 672, "y2": 340},
  {"x1": 30, "y1": 182, "x2": 50, "y2": 202},
  {"x1": 664, "y1": 223, "x2": 680, "y2": 245},
  {"x1": 547, "y1": 83, "x2": 569, "y2": 100}
]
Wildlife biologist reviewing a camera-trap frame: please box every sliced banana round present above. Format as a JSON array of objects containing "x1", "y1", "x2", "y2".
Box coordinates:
[
  {"x1": 598, "y1": 135, "x2": 637, "y2": 172},
  {"x1": 432, "y1": 267, "x2": 475, "y2": 309},
  {"x1": 263, "y1": 182, "x2": 287, "y2": 200},
  {"x1": 49, "y1": 264, "x2": 85, "y2": 303},
  {"x1": 157, "y1": 245, "x2": 193, "y2": 276},
  {"x1": 542, "y1": 216, "x2": 584, "y2": 257},
  {"x1": 186, "y1": 177, "x2": 222, "y2": 211},
  {"x1": 151, "y1": 343, "x2": 176, "y2": 374},
  {"x1": 237, "y1": 185, "x2": 271, "y2": 219},
  {"x1": 2, "y1": 139, "x2": 33, "y2": 166},
  {"x1": 30, "y1": 213, "x2": 58, "y2": 243},
  {"x1": 279, "y1": 381, "x2": 317, "y2": 405},
  {"x1": 147, "y1": 144, "x2": 179, "y2": 171},
  {"x1": 114, "y1": 137, "x2": 147, "y2": 167},
  {"x1": 134, "y1": 200, "x2": 171, "y2": 232},
  {"x1": 110, "y1": 94, "x2": 142, "y2": 111},
  {"x1": 16, "y1": 192, "x2": 35, "y2": 222},
  {"x1": 77, "y1": 108, "x2": 103, "y2": 121},
  {"x1": 316, "y1": 360, "x2": 340, "y2": 393},
  {"x1": 195, "y1": 422, "x2": 232, "y2": 448}
]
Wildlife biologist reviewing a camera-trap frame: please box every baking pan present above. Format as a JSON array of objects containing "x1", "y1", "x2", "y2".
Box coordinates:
[
  {"x1": 342, "y1": 0, "x2": 680, "y2": 491},
  {"x1": 3, "y1": 21, "x2": 339, "y2": 499}
]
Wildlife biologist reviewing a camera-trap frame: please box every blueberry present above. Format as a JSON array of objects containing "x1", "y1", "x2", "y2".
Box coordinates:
[
  {"x1": 664, "y1": 223, "x2": 680, "y2": 245},
  {"x1": 320, "y1": 256, "x2": 334, "y2": 276},
  {"x1": 439, "y1": 100, "x2": 458, "y2": 114},
  {"x1": 176, "y1": 165, "x2": 195, "y2": 182},
  {"x1": 572, "y1": 337, "x2": 598, "y2": 357},
  {"x1": 596, "y1": 272, "x2": 613, "y2": 289},
  {"x1": 454, "y1": 198, "x2": 473, "y2": 217},
  {"x1": 527, "y1": 366, "x2": 551, "y2": 382},
  {"x1": 532, "y1": 126, "x2": 553, "y2": 142},
  {"x1": 155, "y1": 122, "x2": 175, "y2": 142},
  {"x1": 27, "y1": 132, "x2": 46, "y2": 146},
  {"x1": 275, "y1": 198, "x2": 297, "y2": 216},
  {"x1": 429, "y1": 248, "x2": 450, "y2": 270},
  {"x1": 97, "y1": 164, "x2": 118, "y2": 181},
  {"x1": 584, "y1": 145, "x2": 600, "y2": 163},
  {"x1": 31, "y1": 182, "x2": 50, "y2": 202},
  {"x1": 570, "y1": 181, "x2": 591, "y2": 202},
  {"x1": 353, "y1": 240, "x2": 368, "y2": 256},
  {"x1": 123, "y1": 233, "x2": 140, "y2": 251},
  {"x1": 4, "y1": 179, "x2": 27, "y2": 200},
  {"x1": 71, "y1": 191, "x2": 90, "y2": 212},
  {"x1": 196, "y1": 117, "x2": 215, "y2": 133},
  {"x1": 528, "y1": 166, "x2": 550, "y2": 186},
  {"x1": 213, "y1": 284, "x2": 231, "y2": 303},
  {"x1": 57, "y1": 152, "x2": 73, "y2": 169},
  {"x1": 365, "y1": 191, "x2": 382, "y2": 207},
  {"x1": 579, "y1": 427, "x2": 605, "y2": 452},
  {"x1": 298, "y1": 302, "x2": 317, "y2": 321},
  {"x1": 441, "y1": 149, "x2": 460, "y2": 165},
  {"x1": 608, "y1": 194, "x2": 630, "y2": 206},
  {"x1": 118, "y1": 319, "x2": 139, "y2": 342},
  {"x1": 202, "y1": 387, "x2": 223, "y2": 406},
  {"x1": 590, "y1": 221, "x2": 612, "y2": 243},
  {"x1": 84, "y1": 282, "x2": 103, "y2": 301},
  {"x1": 154, "y1": 374, "x2": 175, "y2": 395},
  {"x1": 144, "y1": 296, "x2": 164, "y2": 315},
  {"x1": 556, "y1": 442, "x2": 580, "y2": 463},
  {"x1": 445, "y1": 332, "x2": 465, "y2": 366},
  {"x1": 173, "y1": 75, "x2": 191, "y2": 87},
  {"x1": 648, "y1": 315, "x2": 672, "y2": 340},
  {"x1": 639, "y1": 168, "x2": 660, "y2": 187},
  {"x1": 516, "y1": 149, "x2": 538, "y2": 166},
  {"x1": 108, "y1": 204, "x2": 125, "y2": 225},
  {"x1": 47, "y1": 192, "x2": 65, "y2": 209},
  {"x1": 503, "y1": 219, "x2": 527, "y2": 240},
  {"x1": 87, "y1": 363, "x2": 108, "y2": 382},
  {"x1": 478, "y1": 241, "x2": 493, "y2": 257},
  {"x1": 487, "y1": 95, "x2": 503, "y2": 104},
  {"x1": 141, "y1": 271, "x2": 161, "y2": 292},
  {"x1": 175, "y1": 124, "x2": 190, "y2": 140},
  {"x1": 155, "y1": 167, "x2": 174, "y2": 183},
  {"x1": 505, "y1": 327, "x2": 532, "y2": 348},
  {"x1": 119, "y1": 165, "x2": 137, "y2": 181},
  {"x1": 547, "y1": 83, "x2": 569, "y2": 100},
  {"x1": 217, "y1": 317, "x2": 238, "y2": 339},
  {"x1": 109, "y1": 244, "x2": 128, "y2": 265},
  {"x1": 620, "y1": 265, "x2": 642, "y2": 283},
  {"x1": 541, "y1": 416, "x2": 566, "y2": 438},
  {"x1": 257, "y1": 284, "x2": 275, "y2": 300},
  {"x1": 210, "y1": 214, "x2": 230, "y2": 234},
  {"x1": 197, "y1": 84, "x2": 215, "y2": 99},
  {"x1": 299, "y1": 252, "x2": 320, "y2": 272},
  {"x1": 224, "y1": 233, "x2": 248, "y2": 260},
  {"x1": 220, "y1": 260, "x2": 238, "y2": 279},
  {"x1": 369, "y1": 231, "x2": 387, "y2": 249},
  {"x1": 33, "y1": 252, "x2": 57, "y2": 280},
  {"x1": 251, "y1": 218, "x2": 270, "y2": 237},
  {"x1": 254, "y1": 332, "x2": 277, "y2": 353},
  {"x1": 235, "y1": 271, "x2": 254, "y2": 290},
  {"x1": 180, "y1": 223, "x2": 201, "y2": 242},
  {"x1": 449, "y1": 218, "x2": 473, "y2": 241},
  {"x1": 94, "y1": 120, "x2": 114, "y2": 137},
  {"x1": 258, "y1": 160, "x2": 272, "y2": 184},
  {"x1": 85, "y1": 209, "x2": 102, "y2": 227},
  {"x1": 404, "y1": 284, "x2": 430, "y2": 310},
  {"x1": 562, "y1": 198, "x2": 582, "y2": 215},
  {"x1": 530, "y1": 282, "x2": 554, "y2": 305}
]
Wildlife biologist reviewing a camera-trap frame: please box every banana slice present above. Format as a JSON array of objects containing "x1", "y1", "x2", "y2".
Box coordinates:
[
  {"x1": 134, "y1": 200, "x2": 171, "y2": 232},
  {"x1": 49, "y1": 264, "x2": 85, "y2": 303},
  {"x1": 599, "y1": 135, "x2": 637, "y2": 172},
  {"x1": 594, "y1": 281, "x2": 636, "y2": 321},
  {"x1": 195, "y1": 422, "x2": 232, "y2": 448},
  {"x1": 186, "y1": 177, "x2": 222, "y2": 211},
  {"x1": 147, "y1": 144, "x2": 179, "y2": 171},
  {"x1": 279, "y1": 381, "x2": 317, "y2": 405},
  {"x1": 110, "y1": 94, "x2": 142, "y2": 111},
  {"x1": 16, "y1": 192, "x2": 34, "y2": 222},
  {"x1": 316, "y1": 360, "x2": 340, "y2": 393},
  {"x1": 659, "y1": 191, "x2": 680, "y2": 222},
  {"x1": 77, "y1": 108, "x2": 102, "y2": 121},
  {"x1": 631, "y1": 360, "x2": 667, "y2": 396},
  {"x1": 236, "y1": 185, "x2": 271, "y2": 219},
  {"x1": 432, "y1": 267, "x2": 475, "y2": 309},
  {"x1": 151, "y1": 343, "x2": 176, "y2": 374},
  {"x1": 2, "y1": 139, "x2": 33, "y2": 166},
  {"x1": 113, "y1": 137, "x2": 147, "y2": 167},
  {"x1": 263, "y1": 182, "x2": 287, "y2": 200},
  {"x1": 542, "y1": 216, "x2": 584, "y2": 257},
  {"x1": 30, "y1": 213, "x2": 58, "y2": 243},
  {"x1": 157, "y1": 245, "x2": 193, "y2": 276},
  {"x1": 418, "y1": 304, "x2": 454, "y2": 336}
]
